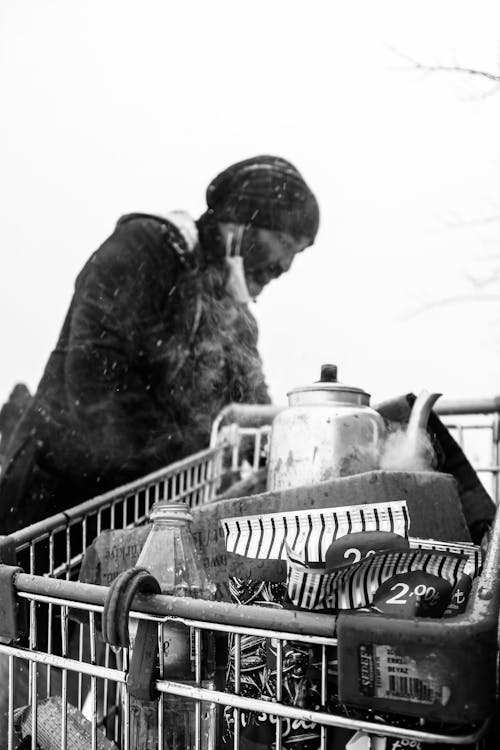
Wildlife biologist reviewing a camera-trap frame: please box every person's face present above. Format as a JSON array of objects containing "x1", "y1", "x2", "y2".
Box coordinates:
[{"x1": 241, "y1": 227, "x2": 311, "y2": 298}]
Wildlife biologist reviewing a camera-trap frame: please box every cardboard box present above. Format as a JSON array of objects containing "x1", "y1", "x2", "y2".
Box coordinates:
[
  {"x1": 79, "y1": 470, "x2": 470, "y2": 601},
  {"x1": 191, "y1": 470, "x2": 470, "y2": 594}
]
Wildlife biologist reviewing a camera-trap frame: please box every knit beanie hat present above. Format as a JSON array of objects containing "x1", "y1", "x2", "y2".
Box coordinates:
[{"x1": 206, "y1": 155, "x2": 320, "y2": 244}]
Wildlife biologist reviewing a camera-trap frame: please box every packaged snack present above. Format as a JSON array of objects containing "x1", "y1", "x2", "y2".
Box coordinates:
[
  {"x1": 222, "y1": 501, "x2": 409, "y2": 749},
  {"x1": 222, "y1": 501, "x2": 410, "y2": 564},
  {"x1": 287, "y1": 546, "x2": 475, "y2": 611},
  {"x1": 408, "y1": 538, "x2": 481, "y2": 619},
  {"x1": 223, "y1": 579, "x2": 323, "y2": 749}
]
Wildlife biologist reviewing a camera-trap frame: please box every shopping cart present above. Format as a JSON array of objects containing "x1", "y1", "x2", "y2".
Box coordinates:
[{"x1": 0, "y1": 398, "x2": 499, "y2": 750}]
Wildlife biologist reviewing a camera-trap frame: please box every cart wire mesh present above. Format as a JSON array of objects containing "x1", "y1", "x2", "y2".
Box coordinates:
[{"x1": 0, "y1": 398, "x2": 498, "y2": 750}]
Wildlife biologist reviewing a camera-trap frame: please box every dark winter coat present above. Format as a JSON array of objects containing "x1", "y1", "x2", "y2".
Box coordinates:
[{"x1": 0, "y1": 214, "x2": 270, "y2": 533}]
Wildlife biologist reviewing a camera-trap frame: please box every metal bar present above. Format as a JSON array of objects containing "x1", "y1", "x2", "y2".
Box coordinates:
[
  {"x1": 435, "y1": 396, "x2": 500, "y2": 416},
  {"x1": 493, "y1": 413, "x2": 500, "y2": 503},
  {"x1": 46, "y1": 534, "x2": 54, "y2": 695},
  {"x1": 194, "y1": 626, "x2": 201, "y2": 750},
  {"x1": 203, "y1": 458, "x2": 214, "y2": 504},
  {"x1": 89, "y1": 612, "x2": 98, "y2": 750},
  {"x1": 441, "y1": 423, "x2": 493, "y2": 431},
  {"x1": 33, "y1": 584, "x2": 334, "y2": 637},
  {"x1": 233, "y1": 633, "x2": 241, "y2": 750},
  {"x1": 154, "y1": 680, "x2": 488, "y2": 745},
  {"x1": 77, "y1": 515, "x2": 85, "y2": 558},
  {"x1": 65, "y1": 525, "x2": 71, "y2": 581},
  {"x1": 275, "y1": 638, "x2": 283, "y2": 750},
  {"x1": 19, "y1": 590, "x2": 337, "y2": 647},
  {"x1": 29, "y1": 541, "x2": 35, "y2": 575},
  {"x1": 13, "y1": 477, "x2": 216, "y2": 557},
  {"x1": 49, "y1": 532, "x2": 55, "y2": 575},
  {"x1": 103, "y1": 642, "x2": 110, "y2": 729},
  {"x1": 60, "y1": 606, "x2": 68, "y2": 750},
  {"x1": 122, "y1": 648, "x2": 130, "y2": 750},
  {"x1": 9, "y1": 447, "x2": 220, "y2": 546},
  {"x1": 13, "y1": 574, "x2": 338, "y2": 638},
  {"x1": 253, "y1": 429, "x2": 262, "y2": 471},
  {"x1": 114, "y1": 678, "x2": 120, "y2": 746},
  {"x1": 31, "y1": 679, "x2": 37, "y2": 750},
  {"x1": 0, "y1": 642, "x2": 126, "y2": 681},
  {"x1": 8, "y1": 654, "x2": 14, "y2": 750},
  {"x1": 320, "y1": 644, "x2": 328, "y2": 750},
  {"x1": 157, "y1": 621, "x2": 164, "y2": 750},
  {"x1": 77, "y1": 623, "x2": 84, "y2": 710},
  {"x1": 28, "y1": 585, "x2": 36, "y2": 750},
  {"x1": 133, "y1": 492, "x2": 139, "y2": 525},
  {"x1": 209, "y1": 403, "x2": 282, "y2": 446},
  {"x1": 231, "y1": 436, "x2": 239, "y2": 472},
  {"x1": 52, "y1": 551, "x2": 85, "y2": 579}
]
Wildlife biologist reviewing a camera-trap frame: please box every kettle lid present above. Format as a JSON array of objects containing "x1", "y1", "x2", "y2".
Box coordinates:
[{"x1": 287, "y1": 364, "x2": 370, "y2": 401}]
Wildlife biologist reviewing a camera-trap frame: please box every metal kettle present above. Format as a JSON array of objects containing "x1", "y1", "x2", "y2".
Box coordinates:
[{"x1": 267, "y1": 364, "x2": 386, "y2": 491}]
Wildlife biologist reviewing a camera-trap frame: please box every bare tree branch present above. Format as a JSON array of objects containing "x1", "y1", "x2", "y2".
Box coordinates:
[
  {"x1": 404, "y1": 294, "x2": 500, "y2": 320},
  {"x1": 442, "y1": 214, "x2": 500, "y2": 230},
  {"x1": 389, "y1": 45, "x2": 500, "y2": 318},
  {"x1": 389, "y1": 47, "x2": 500, "y2": 82},
  {"x1": 465, "y1": 270, "x2": 500, "y2": 289},
  {"x1": 412, "y1": 61, "x2": 500, "y2": 83}
]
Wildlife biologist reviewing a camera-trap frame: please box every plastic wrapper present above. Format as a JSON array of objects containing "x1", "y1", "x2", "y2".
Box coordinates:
[
  {"x1": 14, "y1": 696, "x2": 118, "y2": 750},
  {"x1": 221, "y1": 502, "x2": 481, "y2": 748},
  {"x1": 286, "y1": 544, "x2": 480, "y2": 612},
  {"x1": 223, "y1": 579, "x2": 325, "y2": 749},
  {"x1": 222, "y1": 500, "x2": 410, "y2": 564},
  {"x1": 222, "y1": 501, "x2": 410, "y2": 749}
]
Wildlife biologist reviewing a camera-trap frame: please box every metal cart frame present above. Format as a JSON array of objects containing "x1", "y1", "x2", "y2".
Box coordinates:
[{"x1": 0, "y1": 397, "x2": 499, "y2": 749}]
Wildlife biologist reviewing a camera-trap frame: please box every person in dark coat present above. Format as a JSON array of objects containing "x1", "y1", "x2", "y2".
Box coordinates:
[
  {"x1": 0, "y1": 155, "x2": 320, "y2": 533},
  {"x1": 0, "y1": 383, "x2": 32, "y2": 469}
]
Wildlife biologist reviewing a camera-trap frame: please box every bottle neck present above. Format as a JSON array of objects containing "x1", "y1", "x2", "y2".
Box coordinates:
[
  {"x1": 151, "y1": 517, "x2": 190, "y2": 529},
  {"x1": 149, "y1": 502, "x2": 192, "y2": 526}
]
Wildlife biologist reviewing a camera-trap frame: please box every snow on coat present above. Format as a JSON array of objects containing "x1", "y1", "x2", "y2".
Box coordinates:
[{"x1": 0, "y1": 214, "x2": 270, "y2": 532}]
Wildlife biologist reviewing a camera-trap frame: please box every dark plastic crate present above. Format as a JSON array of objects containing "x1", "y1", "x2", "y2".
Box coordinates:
[{"x1": 337, "y1": 507, "x2": 500, "y2": 725}]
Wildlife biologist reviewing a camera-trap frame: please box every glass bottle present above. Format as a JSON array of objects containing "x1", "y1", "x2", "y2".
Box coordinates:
[{"x1": 128, "y1": 501, "x2": 217, "y2": 750}]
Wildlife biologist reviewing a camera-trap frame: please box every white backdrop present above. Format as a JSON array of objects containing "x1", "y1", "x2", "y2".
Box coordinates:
[{"x1": 1, "y1": 0, "x2": 500, "y2": 408}]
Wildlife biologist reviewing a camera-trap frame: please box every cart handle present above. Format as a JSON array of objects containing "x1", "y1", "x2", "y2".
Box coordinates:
[
  {"x1": 11, "y1": 572, "x2": 337, "y2": 639},
  {"x1": 209, "y1": 396, "x2": 500, "y2": 448},
  {"x1": 434, "y1": 395, "x2": 500, "y2": 416},
  {"x1": 210, "y1": 403, "x2": 284, "y2": 446}
]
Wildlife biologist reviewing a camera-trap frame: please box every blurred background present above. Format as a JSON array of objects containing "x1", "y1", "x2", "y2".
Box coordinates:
[{"x1": 1, "y1": 0, "x2": 500, "y2": 409}]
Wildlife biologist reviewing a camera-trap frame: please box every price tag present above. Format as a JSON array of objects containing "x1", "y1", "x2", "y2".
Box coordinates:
[
  {"x1": 372, "y1": 571, "x2": 453, "y2": 618},
  {"x1": 443, "y1": 572, "x2": 473, "y2": 618},
  {"x1": 325, "y1": 531, "x2": 409, "y2": 571}
]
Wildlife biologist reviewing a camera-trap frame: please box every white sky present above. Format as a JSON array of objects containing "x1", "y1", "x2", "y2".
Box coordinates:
[{"x1": 1, "y1": 1, "x2": 500, "y2": 408}]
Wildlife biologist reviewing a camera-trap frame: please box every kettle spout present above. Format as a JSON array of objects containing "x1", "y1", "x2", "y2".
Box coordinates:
[
  {"x1": 381, "y1": 390, "x2": 442, "y2": 472},
  {"x1": 407, "y1": 390, "x2": 442, "y2": 439}
]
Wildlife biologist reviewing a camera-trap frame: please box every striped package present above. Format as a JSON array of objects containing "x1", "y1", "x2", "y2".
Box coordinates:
[
  {"x1": 221, "y1": 500, "x2": 410, "y2": 564},
  {"x1": 409, "y1": 537, "x2": 482, "y2": 578},
  {"x1": 286, "y1": 542, "x2": 480, "y2": 611},
  {"x1": 409, "y1": 538, "x2": 482, "y2": 618}
]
